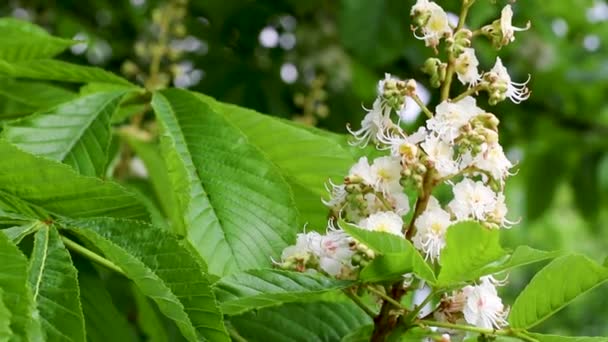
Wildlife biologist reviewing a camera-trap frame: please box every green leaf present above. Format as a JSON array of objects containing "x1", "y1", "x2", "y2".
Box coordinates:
[
  {"x1": 529, "y1": 333, "x2": 608, "y2": 342},
  {"x1": 0, "y1": 59, "x2": 133, "y2": 86},
  {"x1": 360, "y1": 252, "x2": 436, "y2": 284},
  {"x1": 3, "y1": 91, "x2": 126, "y2": 176},
  {"x1": 64, "y1": 217, "x2": 228, "y2": 342},
  {"x1": 340, "y1": 220, "x2": 409, "y2": 253},
  {"x1": 197, "y1": 93, "x2": 356, "y2": 228},
  {"x1": 213, "y1": 269, "x2": 353, "y2": 315},
  {"x1": 509, "y1": 254, "x2": 608, "y2": 329},
  {"x1": 0, "y1": 79, "x2": 76, "y2": 109},
  {"x1": 0, "y1": 18, "x2": 74, "y2": 61},
  {"x1": 78, "y1": 269, "x2": 136, "y2": 342},
  {"x1": 0, "y1": 141, "x2": 147, "y2": 220},
  {"x1": 339, "y1": 0, "x2": 409, "y2": 66},
  {"x1": 230, "y1": 301, "x2": 372, "y2": 342},
  {"x1": 437, "y1": 221, "x2": 505, "y2": 287},
  {"x1": 341, "y1": 325, "x2": 373, "y2": 342},
  {"x1": 28, "y1": 225, "x2": 86, "y2": 342},
  {"x1": 132, "y1": 284, "x2": 169, "y2": 342},
  {"x1": 152, "y1": 89, "x2": 298, "y2": 275},
  {"x1": 0, "y1": 288, "x2": 13, "y2": 341},
  {"x1": 2, "y1": 221, "x2": 42, "y2": 244},
  {"x1": 476, "y1": 246, "x2": 561, "y2": 277},
  {"x1": 0, "y1": 231, "x2": 38, "y2": 341}
]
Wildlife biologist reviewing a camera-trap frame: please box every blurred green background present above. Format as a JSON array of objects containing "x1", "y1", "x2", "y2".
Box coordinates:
[{"x1": 1, "y1": 0, "x2": 607, "y2": 336}]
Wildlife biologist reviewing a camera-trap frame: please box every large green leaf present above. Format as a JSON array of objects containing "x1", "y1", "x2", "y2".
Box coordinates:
[
  {"x1": 529, "y1": 334, "x2": 608, "y2": 342},
  {"x1": 0, "y1": 141, "x2": 147, "y2": 220},
  {"x1": 78, "y1": 270, "x2": 136, "y2": 342},
  {"x1": 230, "y1": 300, "x2": 372, "y2": 342},
  {"x1": 0, "y1": 231, "x2": 38, "y2": 341},
  {"x1": 3, "y1": 91, "x2": 126, "y2": 176},
  {"x1": 0, "y1": 59, "x2": 133, "y2": 86},
  {"x1": 0, "y1": 18, "x2": 74, "y2": 61},
  {"x1": 197, "y1": 93, "x2": 356, "y2": 228},
  {"x1": 0, "y1": 79, "x2": 76, "y2": 109},
  {"x1": 437, "y1": 221, "x2": 505, "y2": 287},
  {"x1": 64, "y1": 217, "x2": 229, "y2": 342},
  {"x1": 132, "y1": 284, "x2": 169, "y2": 342},
  {"x1": 28, "y1": 225, "x2": 86, "y2": 342},
  {"x1": 152, "y1": 89, "x2": 298, "y2": 275},
  {"x1": 476, "y1": 246, "x2": 561, "y2": 277},
  {"x1": 0, "y1": 288, "x2": 12, "y2": 341},
  {"x1": 340, "y1": 220, "x2": 409, "y2": 253},
  {"x1": 509, "y1": 255, "x2": 608, "y2": 329},
  {"x1": 2, "y1": 220, "x2": 42, "y2": 244},
  {"x1": 213, "y1": 269, "x2": 353, "y2": 315}
]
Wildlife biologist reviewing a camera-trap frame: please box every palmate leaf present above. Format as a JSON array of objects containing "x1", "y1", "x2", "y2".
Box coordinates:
[
  {"x1": 509, "y1": 254, "x2": 608, "y2": 329},
  {"x1": 152, "y1": 89, "x2": 298, "y2": 275},
  {"x1": 0, "y1": 79, "x2": 76, "y2": 109},
  {"x1": 197, "y1": 93, "x2": 357, "y2": 228},
  {"x1": 213, "y1": 269, "x2": 353, "y2": 315},
  {"x1": 64, "y1": 217, "x2": 229, "y2": 342},
  {"x1": 437, "y1": 221, "x2": 505, "y2": 287},
  {"x1": 28, "y1": 225, "x2": 85, "y2": 342},
  {"x1": 0, "y1": 141, "x2": 147, "y2": 220},
  {"x1": 3, "y1": 91, "x2": 126, "y2": 176},
  {"x1": 0, "y1": 231, "x2": 39, "y2": 341},
  {"x1": 0, "y1": 59, "x2": 133, "y2": 86},
  {"x1": 230, "y1": 300, "x2": 372, "y2": 342},
  {"x1": 0, "y1": 18, "x2": 74, "y2": 61}
]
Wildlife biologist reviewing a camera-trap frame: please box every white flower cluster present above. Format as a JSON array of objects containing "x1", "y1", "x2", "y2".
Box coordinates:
[{"x1": 278, "y1": 0, "x2": 529, "y2": 333}]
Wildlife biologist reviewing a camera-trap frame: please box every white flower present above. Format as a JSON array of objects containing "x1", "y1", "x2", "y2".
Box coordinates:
[
  {"x1": 412, "y1": 282, "x2": 434, "y2": 317},
  {"x1": 490, "y1": 57, "x2": 530, "y2": 103},
  {"x1": 348, "y1": 157, "x2": 374, "y2": 185},
  {"x1": 410, "y1": 0, "x2": 441, "y2": 15},
  {"x1": 379, "y1": 127, "x2": 427, "y2": 163},
  {"x1": 358, "y1": 211, "x2": 404, "y2": 236},
  {"x1": 454, "y1": 48, "x2": 480, "y2": 86},
  {"x1": 412, "y1": 197, "x2": 452, "y2": 261},
  {"x1": 471, "y1": 143, "x2": 513, "y2": 182},
  {"x1": 421, "y1": 134, "x2": 458, "y2": 178},
  {"x1": 390, "y1": 191, "x2": 411, "y2": 216},
  {"x1": 487, "y1": 192, "x2": 517, "y2": 228},
  {"x1": 462, "y1": 276, "x2": 509, "y2": 329},
  {"x1": 427, "y1": 96, "x2": 484, "y2": 143},
  {"x1": 411, "y1": 1, "x2": 452, "y2": 48},
  {"x1": 500, "y1": 5, "x2": 530, "y2": 45},
  {"x1": 348, "y1": 98, "x2": 393, "y2": 146},
  {"x1": 370, "y1": 156, "x2": 403, "y2": 194},
  {"x1": 448, "y1": 178, "x2": 497, "y2": 221},
  {"x1": 308, "y1": 230, "x2": 354, "y2": 276},
  {"x1": 322, "y1": 179, "x2": 347, "y2": 209}
]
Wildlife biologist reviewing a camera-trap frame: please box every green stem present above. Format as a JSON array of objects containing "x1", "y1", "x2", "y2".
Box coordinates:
[
  {"x1": 227, "y1": 324, "x2": 248, "y2": 342},
  {"x1": 344, "y1": 289, "x2": 377, "y2": 318},
  {"x1": 61, "y1": 236, "x2": 127, "y2": 277},
  {"x1": 417, "y1": 320, "x2": 537, "y2": 342},
  {"x1": 367, "y1": 286, "x2": 408, "y2": 311},
  {"x1": 452, "y1": 84, "x2": 483, "y2": 102},
  {"x1": 404, "y1": 290, "x2": 435, "y2": 323},
  {"x1": 411, "y1": 94, "x2": 433, "y2": 118}
]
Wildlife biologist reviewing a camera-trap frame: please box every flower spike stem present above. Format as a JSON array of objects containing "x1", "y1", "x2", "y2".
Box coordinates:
[
  {"x1": 344, "y1": 289, "x2": 377, "y2": 318},
  {"x1": 417, "y1": 320, "x2": 539, "y2": 342},
  {"x1": 411, "y1": 94, "x2": 434, "y2": 118}
]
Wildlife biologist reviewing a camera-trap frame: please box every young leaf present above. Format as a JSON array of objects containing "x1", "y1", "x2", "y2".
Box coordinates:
[
  {"x1": 197, "y1": 93, "x2": 356, "y2": 228},
  {"x1": 359, "y1": 252, "x2": 436, "y2": 284},
  {"x1": 152, "y1": 89, "x2": 298, "y2": 275},
  {"x1": 0, "y1": 59, "x2": 133, "y2": 86},
  {"x1": 437, "y1": 221, "x2": 505, "y2": 287},
  {"x1": 0, "y1": 141, "x2": 147, "y2": 220},
  {"x1": 28, "y1": 225, "x2": 86, "y2": 342},
  {"x1": 476, "y1": 246, "x2": 561, "y2": 277},
  {"x1": 0, "y1": 18, "x2": 74, "y2": 61},
  {"x1": 509, "y1": 254, "x2": 608, "y2": 329},
  {"x1": 230, "y1": 300, "x2": 372, "y2": 342},
  {"x1": 340, "y1": 220, "x2": 410, "y2": 253},
  {"x1": 2, "y1": 220, "x2": 42, "y2": 244},
  {"x1": 0, "y1": 231, "x2": 39, "y2": 341},
  {"x1": 0, "y1": 288, "x2": 12, "y2": 341},
  {"x1": 3, "y1": 91, "x2": 126, "y2": 176},
  {"x1": 213, "y1": 269, "x2": 353, "y2": 315},
  {"x1": 64, "y1": 217, "x2": 229, "y2": 342}
]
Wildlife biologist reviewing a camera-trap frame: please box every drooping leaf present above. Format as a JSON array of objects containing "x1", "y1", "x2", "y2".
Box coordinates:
[
  {"x1": 0, "y1": 141, "x2": 147, "y2": 220},
  {"x1": 213, "y1": 269, "x2": 353, "y2": 315},
  {"x1": 0, "y1": 18, "x2": 74, "y2": 61},
  {"x1": 197, "y1": 93, "x2": 356, "y2": 228},
  {"x1": 2, "y1": 220, "x2": 42, "y2": 244},
  {"x1": 0, "y1": 59, "x2": 133, "y2": 86},
  {"x1": 78, "y1": 269, "x2": 136, "y2": 342},
  {"x1": 152, "y1": 89, "x2": 298, "y2": 275},
  {"x1": 509, "y1": 254, "x2": 608, "y2": 329},
  {"x1": 476, "y1": 246, "x2": 561, "y2": 277},
  {"x1": 0, "y1": 79, "x2": 76, "y2": 109},
  {"x1": 230, "y1": 300, "x2": 372, "y2": 342},
  {"x1": 0, "y1": 288, "x2": 11, "y2": 341},
  {"x1": 0, "y1": 231, "x2": 38, "y2": 341},
  {"x1": 28, "y1": 225, "x2": 86, "y2": 342},
  {"x1": 529, "y1": 333, "x2": 608, "y2": 342},
  {"x1": 437, "y1": 221, "x2": 505, "y2": 287},
  {"x1": 3, "y1": 91, "x2": 126, "y2": 176},
  {"x1": 64, "y1": 217, "x2": 229, "y2": 342}
]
